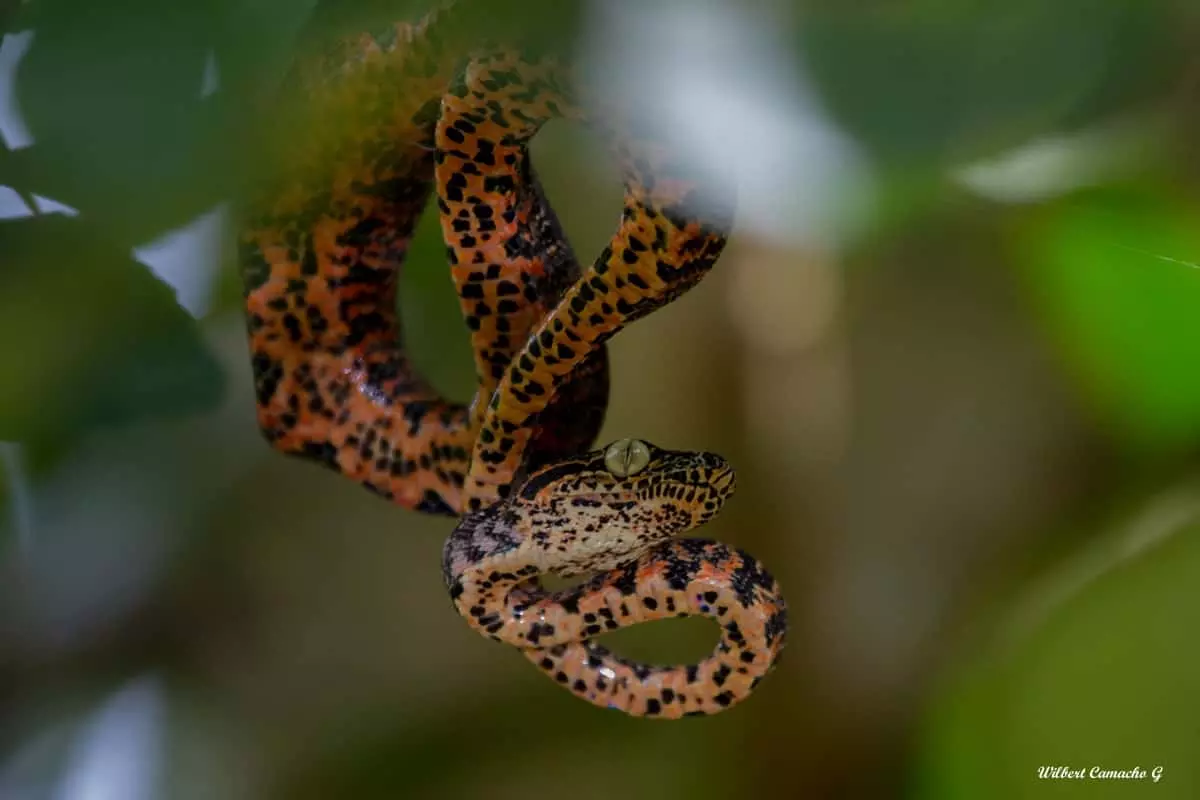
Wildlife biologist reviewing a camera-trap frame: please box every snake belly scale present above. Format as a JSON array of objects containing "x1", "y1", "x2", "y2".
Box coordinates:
[{"x1": 240, "y1": 2, "x2": 787, "y2": 718}]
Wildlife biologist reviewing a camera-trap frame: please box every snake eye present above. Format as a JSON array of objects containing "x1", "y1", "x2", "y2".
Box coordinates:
[{"x1": 604, "y1": 438, "x2": 651, "y2": 478}]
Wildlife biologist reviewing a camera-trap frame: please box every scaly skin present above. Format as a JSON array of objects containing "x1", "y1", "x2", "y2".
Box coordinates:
[
  {"x1": 436, "y1": 53, "x2": 736, "y2": 510},
  {"x1": 240, "y1": 8, "x2": 607, "y2": 514},
  {"x1": 241, "y1": 7, "x2": 784, "y2": 718},
  {"x1": 443, "y1": 440, "x2": 788, "y2": 718}
]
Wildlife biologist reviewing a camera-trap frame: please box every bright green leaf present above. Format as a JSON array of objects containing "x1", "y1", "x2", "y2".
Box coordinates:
[{"x1": 1020, "y1": 189, "x2": 1200, "y2": 451}]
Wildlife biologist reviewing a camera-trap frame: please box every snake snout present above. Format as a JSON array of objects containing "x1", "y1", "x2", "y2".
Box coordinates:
[
  {"x1": 704, "y1": 456, "x2": 736, "y2": 498},
  {"x1": 710, "y1": 467, "x2": 736, "y2": 496}
]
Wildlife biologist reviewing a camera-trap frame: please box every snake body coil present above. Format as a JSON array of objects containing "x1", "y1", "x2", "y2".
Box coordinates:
[
  {"x1": 240, "y1": 4, "x2": 786, "y2": 718},
  {"x1": 444, "y1": 439, "x2": 787, "y2": 717}
]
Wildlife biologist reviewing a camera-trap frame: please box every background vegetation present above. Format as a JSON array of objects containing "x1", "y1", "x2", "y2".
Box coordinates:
[{"x1": 3, "y1": 0, "x2": 1200, "y2": 797}]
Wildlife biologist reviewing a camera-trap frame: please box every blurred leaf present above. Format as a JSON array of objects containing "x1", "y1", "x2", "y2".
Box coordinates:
[
  {"x1": 303, "y1": 0, "x2": 441, "y2": 46},
  {"x1": 918, "y1": 516, "x2": 1200, "y2": 798},
  {"x1": 298, "y1": 0, "x2": 584, "y2": 69},
  {"x1": 1018, "y1": 188, "x2": 1200, "y2": 451},
  {"x1": 0, "y1": 0, "x2": 25, "y2": 36},
  {"x1": 0, "y1": 216, "x2": 223, "y2": 445},
  {"x1": 798, "y1": 0, "x2": 1184, "y2": 166},
  {"x1": 215, "y1": 0, "x2": 319, "y2": 100},
  {"x1": 0, "y1": 677, "x2": 253, "y2": 800},
  {"x1": 9, "y1": 0, "x2": 326, "y2": 246},
  {"x1": 14, "y1": 1, "x2": 224, "y2": 242}
]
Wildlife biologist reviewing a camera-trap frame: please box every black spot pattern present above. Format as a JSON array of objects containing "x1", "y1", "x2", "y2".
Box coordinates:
[{"x1": 241, "y1": 11, "x2": 782, "y2": 721}]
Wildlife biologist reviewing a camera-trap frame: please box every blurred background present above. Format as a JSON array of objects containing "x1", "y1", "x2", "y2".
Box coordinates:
[{"x1": 3, "y1": 0, "x2": 1200, "y2": 797}]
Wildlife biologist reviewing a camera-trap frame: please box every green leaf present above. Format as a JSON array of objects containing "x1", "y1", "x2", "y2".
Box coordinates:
[
  {"x1": 917, "y1": 518, "x2": 1200, "y2": 798},
  {"x1": 11, "y1": 0, "x2": 322, "y2": 245},
  {"x1": 798, "y1": 0, "x2": 1183, "y2": 167},
  {"x1": 0, "y1": 216, "x2": 224, "y2": 444},
  {"x1": 14, "y1": 1, "x2": 228, "y2": 242},
  {"x1": 0, "y1": 0, "x2": 26, "y2": 36},
  {"x1": 1019, "y1": 188, "x2": 1200, "y2": 452}
]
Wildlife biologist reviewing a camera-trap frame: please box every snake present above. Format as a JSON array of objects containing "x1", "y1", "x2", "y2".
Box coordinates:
[
  {"x1": 238, "y1": 2, "x2": 787, "y2": 717},
  {"x1": 444, "y1": 438, "x2": 787, "y2": 717}
]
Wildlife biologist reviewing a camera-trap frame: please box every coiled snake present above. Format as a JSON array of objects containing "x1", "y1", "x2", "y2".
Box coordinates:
[{"x1": 239, "y1": 3, "x2": 786, "y2": 718}]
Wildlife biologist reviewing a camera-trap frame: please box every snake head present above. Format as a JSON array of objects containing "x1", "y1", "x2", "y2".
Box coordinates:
[{"x1": 512, "y1": 438, "x2": 736, "y2": 576}]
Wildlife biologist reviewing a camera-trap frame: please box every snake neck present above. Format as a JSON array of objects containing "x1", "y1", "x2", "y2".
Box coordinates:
[
  {"x1": 448, "y1": 503, "x2": 710, "y2": 652},
  {"x1": 441, "y1": 503, "x2": 538, "y2": 642},
  {"x1": 442, "y1": 498, "x2": 673, "y2": 644},
  {"x1": 442, "y1": 503, "x2": 524, "y2": 590}
]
